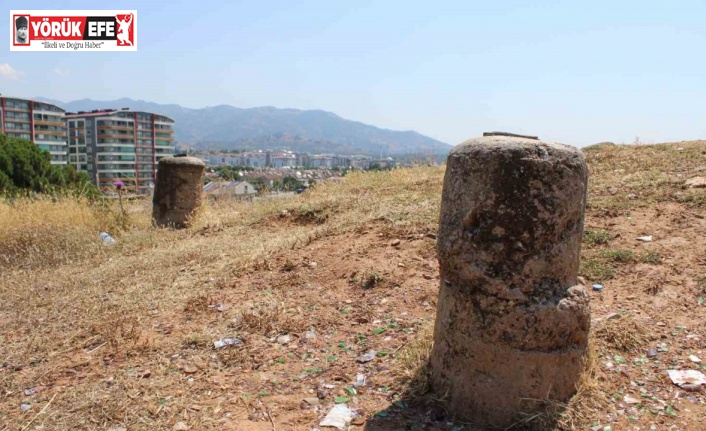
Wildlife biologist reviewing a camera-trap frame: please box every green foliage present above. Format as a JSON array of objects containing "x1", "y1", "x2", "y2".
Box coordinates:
[
  {"x1": 584, "y1": 229, "x2": 613, "y2": 246},
  {"x1": 601, "y1": 249, "x2": 635, "y2": 263},
  {"x1": 639, "y1": 251, "x2": 662, "y2": 264},
  {"x1": 0, "y1": 133, "x2": 96, "y2": 196},
  {"x1": 213, "y1": 165, "x2": 254, "y2": 180}
]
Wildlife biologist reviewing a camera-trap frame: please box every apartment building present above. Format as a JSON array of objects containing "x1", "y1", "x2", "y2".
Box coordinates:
[
  {"x1": 65, "y1": 108, "x2": 175, "y2": 195},
  {"x1": 270, "y1": 151, "x2": 297, "y2": 168},
  {"x1": 0, "y1": 96, "x2": 68, "y2": 164}
]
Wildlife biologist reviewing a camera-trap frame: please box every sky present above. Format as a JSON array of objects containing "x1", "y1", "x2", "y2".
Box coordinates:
[{"x1": 2, "y1": 0, "x2": 706, "y2": 147}]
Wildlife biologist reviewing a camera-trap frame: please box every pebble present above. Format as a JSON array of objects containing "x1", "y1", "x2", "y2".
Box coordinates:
[
  {"x1": 173, "y1": 422, "x2": 189, "y2": 431},
  {"x1": 689, "y1": 355, "x2": 702, "y2": 363},
  {"x1": 20, "y1": 403, "x2": 31, "y2": 412},
  {"x1": 277, "y1": 335, "x2": 292, "y2": 345},
  {"x1": 391, "y1": 239, "x2": 401, "y2": 247},
  {"x1": 647, "y1": 349, "x2": 658, "y2": 358},
  {"x1": 303, "y1": 397, "x2": 320, "y2": 406}
]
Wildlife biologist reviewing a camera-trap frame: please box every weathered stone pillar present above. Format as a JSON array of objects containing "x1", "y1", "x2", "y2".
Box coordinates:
[
  {"x1": 429, "y1": 132, "x2": 590, "y2": 428},
  {"x1": 152, "y1": 155, "x2": 205, "y2": 228}
]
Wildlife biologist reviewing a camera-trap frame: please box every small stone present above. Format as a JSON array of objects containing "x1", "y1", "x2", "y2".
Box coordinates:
[
  {"x1": 173, "y1": 421, "x2": 189, "y2": 431},
  {"x1": 188, "y1": 404, "x2": 201, "y2": 411},
  {"x1": 647, "y1": 349, "x2": 658, "y2": 358},
  {"x1": 689, "y1": 355, "x2": 702, "y2": 363},
  {"x1": 351, "y1": 417, "x2": 366, "y2": 426},
  {"x1": 317, "y1": 390, "x2": 326, "y2": 399},
  {"x1": 391, "y1": 239, "x2": 401, "y2": 247},
  {"x1": 183, "y1": 365, "x2": 198, "y2": 374},
  {"x1": 277, "y1": 335, "x2": 292, "y2": 345},
  {"x1": 309, "y1": 262, "x2": 318, "y2": 268},
  {"x1": 140, "y1": 370, "x2": 152, "y2": 378},
  {"x1": 624, "y1": 395, "x2": 640, "y2": 404},
  {"x1": 24, "y1": 388, "x2": 37, "y2": 396},
  {"x1": 422, "y1": 274, "x2": 433, "y2": 280},
  {"x1": 20, "y1": 403, "x2": 31, "y2": 412},
  {"x1": 303, "y1": 397, "x2": 320, "y2": 406}
]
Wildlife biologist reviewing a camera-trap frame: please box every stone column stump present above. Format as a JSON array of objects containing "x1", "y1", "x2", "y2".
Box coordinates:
[
  {"x1": 152, "y1": 155, "x2": 205, "y2": 229},
  {"x1": 429, "y1": 132, "x2": 590, "y2": 428}
]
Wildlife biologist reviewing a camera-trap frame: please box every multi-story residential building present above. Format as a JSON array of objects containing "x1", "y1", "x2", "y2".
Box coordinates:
[
  {"x1": 308, "y1": 155, "x2": 334, "y2": 168},
  {"x1": 0, "y1": 96, "x2": 68, "y2": 164},
  {"x1": 65, "y1": 108, "x2": 175, "y2": 195},
  {"x1": 239, "y1": 151, "x2": 268, "y2": 168},
  {"x1": 270, "y1": 151, "x2": 297, "y2": 168}
]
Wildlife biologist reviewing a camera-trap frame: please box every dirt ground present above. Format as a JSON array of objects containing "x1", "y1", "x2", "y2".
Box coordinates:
[{"x1": 1, "y1": 143, "x2": 706, "y2": 430}]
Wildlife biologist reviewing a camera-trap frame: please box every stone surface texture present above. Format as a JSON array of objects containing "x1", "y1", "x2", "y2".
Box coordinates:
[
  {"x1": 429, "y1": 135, "x2": 591, "y2": 428},
  {"x1": 152, "y1": 156, "x2": 205, "y2": 228}
]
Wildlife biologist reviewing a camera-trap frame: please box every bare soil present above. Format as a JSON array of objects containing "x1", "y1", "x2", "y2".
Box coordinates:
[{"x1": 2, "y1": 143, "x2": 706, "y2": 430}]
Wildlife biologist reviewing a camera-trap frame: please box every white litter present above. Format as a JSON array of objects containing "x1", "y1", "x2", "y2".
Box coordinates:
[
  {"x1": 636, "y1": 235, "x2": 653, "y2": 242},
  {"x1": 354, "y1": 374, "x2": 366, "y2": 387},
  {"x1": 213, "y1": 338, "x2": 243, "y2": 349},
  {"x1": 319, "y1": 404, "x2": 355, "y2": 429},
  {"x1": 99, "y1": 232, "x2": 116, "y2": 244},
  {"x1": 689, "y1": 355, "x2": 702, "y2": 364},
  {"x1": 667, "y1": 369, "x2": 706, "y2": 389},
  {"x1": 357, "y1": 350, "x2": 377, "y2": 363}
]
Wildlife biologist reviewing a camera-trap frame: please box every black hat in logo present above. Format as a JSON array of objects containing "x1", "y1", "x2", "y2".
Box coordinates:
[{"x1": 15, "y1": 16, "x2": 28, "y2": 29}]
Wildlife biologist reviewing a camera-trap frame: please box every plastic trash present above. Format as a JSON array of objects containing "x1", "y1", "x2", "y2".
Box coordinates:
[
  {"x1": 213, "y1": 338, "x2": 243, "y2": 349},
  {"x1": 592, "y1": 284, "x2": 604, "y2": 292},
  {"x1": 354, "y1": 374, "x2": 366, "y2": 387},
  {"x1": 689, "y1": 355, "x2": 702, "y2": 364},
  {"x1": 20, "y1": 403, "x2": 31, "y2": 411},
  {"x1": 357, "y1": 350, "x2": 377, "y2": 363},
  {"x1": 667, "y1": 369, "x2": 706, "y2": 389},
  {"x1": 319, "y1": 404, "x2": 355, "y2": 430},
  {"x1": 636, "y1": 235, "x2": 653, "y2": 242},
  {"x1": 99, "y1": 232, "x2": 116, "y2": 245}
]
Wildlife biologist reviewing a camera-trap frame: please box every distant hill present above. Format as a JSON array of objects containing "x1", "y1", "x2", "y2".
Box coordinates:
[{"x1": 39, "y1": 97, "x2": 451, "y2": 156}]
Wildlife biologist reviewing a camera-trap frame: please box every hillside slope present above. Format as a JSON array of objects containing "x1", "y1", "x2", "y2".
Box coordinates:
[{"x1": 1, "y1": 142, "x2": 706, "y2": 430}]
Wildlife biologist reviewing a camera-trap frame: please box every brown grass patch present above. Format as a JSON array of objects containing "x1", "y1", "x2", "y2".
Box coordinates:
[
  {"x1": 594, "y1": 315, "x2": 650, "y2": 352},
  {"x1": 392, "y1": 322, "x2": 435, "y2": 401},
  {"x1": 510, "y1": 339, "x2": 607, "y2": 431}
]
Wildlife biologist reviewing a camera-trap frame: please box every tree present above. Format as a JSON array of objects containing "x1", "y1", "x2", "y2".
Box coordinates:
[{"x1": 0, "y1": 133, "x2": 95, "y2": 195}]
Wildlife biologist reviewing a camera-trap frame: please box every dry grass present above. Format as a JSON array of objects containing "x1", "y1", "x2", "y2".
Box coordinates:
[
  {"x1": 0, "y1": 167, "x2": 444, "y2": 430},
  {"x1": 584, "y1": 140, "x2": 706, "y2": 210},
  {"x1": 593, "y1": 315, "x2": 650, "y2": 352},
  {"x1": 392, "y1": 322, "x2": 435, "y2": 400},
  {"x1": 1, "y1": 141, "x2": 704, "y2": 430},
  {"x1": 512, "y1": 339, "x2": 608, "y2": 431}
]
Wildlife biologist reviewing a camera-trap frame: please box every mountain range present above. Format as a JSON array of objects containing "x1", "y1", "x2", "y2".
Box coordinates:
[{"x1": 38, "y1": 97, "x2": 451, "y2": 156}]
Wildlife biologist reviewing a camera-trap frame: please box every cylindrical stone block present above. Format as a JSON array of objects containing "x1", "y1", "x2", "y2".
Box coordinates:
[
  {"x1": 152, "y1": 156, "x2": 205, "y2": 228},
  {"x1": 429, "y1": 133, "x2": 590, "y2": 428}
]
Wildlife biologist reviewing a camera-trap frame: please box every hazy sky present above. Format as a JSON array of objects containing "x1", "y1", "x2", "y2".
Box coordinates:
[{"x1": 3, "y1": 0, "x2": 706, "y2": 147}]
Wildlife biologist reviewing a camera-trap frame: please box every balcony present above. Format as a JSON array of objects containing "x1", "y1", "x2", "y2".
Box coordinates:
[
  {"x1": 98, "y1": 125, "x2": 134, "y2": 132},
  {"x1": 34, "y1": 119, "x2": 65, "y2": 127}
]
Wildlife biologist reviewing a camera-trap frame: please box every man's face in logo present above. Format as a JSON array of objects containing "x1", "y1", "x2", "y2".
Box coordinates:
[{"x1": 17, "y1": 25, "x2": 28, "y2": 40}]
